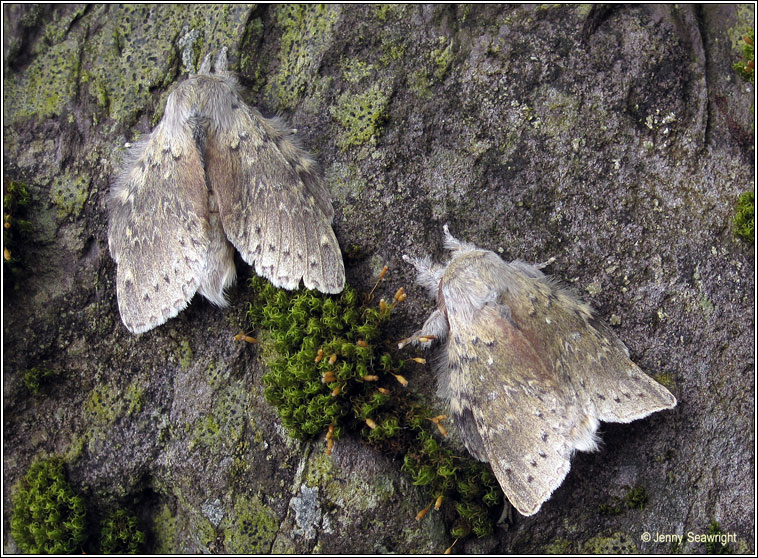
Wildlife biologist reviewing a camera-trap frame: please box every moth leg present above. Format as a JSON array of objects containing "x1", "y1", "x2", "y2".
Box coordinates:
[
  {"x1": 496, "y1": 501, "x2": 514, "y2": 525},
  {"x1": 535, "y1": 256, "x2": 556, "y2": 270},
  {"x1": 402, "y1": 254, "x2": 444, "y2": 295},
  {"x1": 398, "y1": 308, "x2": 449, "y2": 349}
]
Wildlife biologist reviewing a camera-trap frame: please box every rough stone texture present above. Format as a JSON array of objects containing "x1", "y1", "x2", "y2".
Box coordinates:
[{"x1": 3, "y1": 4, "x2": 754, "y2": 554}]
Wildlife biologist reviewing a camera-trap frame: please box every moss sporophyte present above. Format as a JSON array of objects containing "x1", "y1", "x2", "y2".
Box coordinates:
[{"x1": 246, "y1": 271, "x2": 503, "y2": 541}]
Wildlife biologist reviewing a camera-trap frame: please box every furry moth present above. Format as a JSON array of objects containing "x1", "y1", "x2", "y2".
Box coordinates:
[
  {"x1": 108, "y1": 49, "x2": 345, "y2": 334},
  {"x1": 400, "y1": 225, "x2": 676, "y2": 516}
]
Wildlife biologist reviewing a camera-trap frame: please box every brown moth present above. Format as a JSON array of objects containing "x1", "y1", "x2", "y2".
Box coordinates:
[
  {"x1": 108, "y1": 49, "x2": 344, "y2": 334},
  {"x1": 400, "y1": 225, "x2": 676, "y2": 516}
]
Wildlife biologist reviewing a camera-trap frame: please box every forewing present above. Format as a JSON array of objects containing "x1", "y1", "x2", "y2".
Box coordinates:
[
  {"x1": 446, "y1": 302, "x2": 588, "y2": 516},
  {"x1": 203, "y1": 86, "x2": 344, "y2": 293},
  {"x1": 502, "y1": 266, "x2": 677, "y2": 424},
  {"x1": 108, "y1": 122, "x2": 210, "y2": 334}
]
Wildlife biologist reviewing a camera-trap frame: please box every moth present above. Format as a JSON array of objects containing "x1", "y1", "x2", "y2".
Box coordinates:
[
  {"x1": 108, "y1": 49, "x2": 344, "y2": 334},
  {"x1": 400, "y1": 225, "x2": 676, "y2": 516}
]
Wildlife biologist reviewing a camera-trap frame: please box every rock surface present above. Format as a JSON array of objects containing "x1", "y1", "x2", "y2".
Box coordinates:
[{"x1": 3, "y1": 4, "x2": 754, "y2": 553}]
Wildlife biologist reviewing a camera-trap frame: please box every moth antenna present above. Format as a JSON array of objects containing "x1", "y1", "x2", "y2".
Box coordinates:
[
  {"x1": 198, "y1": 52, "x2": 212, "y2": 75},
  {"x1": 214, "y1": 46, "x2": 229, "y2": 73}
]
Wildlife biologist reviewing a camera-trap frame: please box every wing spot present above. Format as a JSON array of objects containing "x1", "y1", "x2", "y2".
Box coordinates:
[
  {"x1": 527, "y1": 474, "x2": 534, "y2": 483},
  {"x1": 538, "y1": 451, "x2": 547, "y2": 459},
  {"x1": 540, "y1": 431, "x2": 548, "y2": 442},
  {"x1": 595, "y1": 393, "x2": 606, "y2": 401}
]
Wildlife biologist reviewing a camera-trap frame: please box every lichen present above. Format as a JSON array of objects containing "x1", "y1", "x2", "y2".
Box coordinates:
[
  {"x1": 176, "y1": 339, "x2": 193, "y2": 371},
  {"x1": 50, "y1": 171, "x2": 91, "y2": 220},
  {"x1": 580, "y1": 531, "x2": 638, "y2": 554},
  {"x1": 10, "y1": 457, "x2": 88, "y2": 554},
  {"x1": 221, "y1": 494, "x2": 279, "y2": 553},
  {"x1": 704, "y1": 521, "x2": 733, "y2": 554},
  {"x1": 330, "y1": 84, "x2": 392, "y2": 150},
  {"x1": 267, "y1": 4, "x2": 338, "y2": 111}
]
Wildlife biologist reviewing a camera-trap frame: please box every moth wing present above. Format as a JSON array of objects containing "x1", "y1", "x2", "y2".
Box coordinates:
[
  {"x1": 502, "y1": 266, "x2": 677, "y2": 424},
  {"x1": 204, "y1": 89, "x2": 344, "y2": 293},
  {"x1": 108, "y1": 120, "x2": 210, "y2": 334},
  {"x1": 447, "y1": 301, "x2": 591, "y2": 516}
]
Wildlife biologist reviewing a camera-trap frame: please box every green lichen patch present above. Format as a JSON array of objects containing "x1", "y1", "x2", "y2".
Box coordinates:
[
  {"x1": 580, "y1": 531, "x2": 638, "y2": 554},
  {"x1": 267, "y1": 4, "x2": 338, "y2": 111},
  {"x1": 50, "y1": 171, "x2": 91, "y2": 220},
  {"x1": 84, "y1": 380, "x2": 145, "y2": 425},
  {"x1": 10, "y1": 457, "x2": 88, "y2": 554},
  {"x1": 176, "y1": 339, "x2": 193, "y2": 370},
  {"x1": 152, "y1": 503, "x2": 182, "y2": 554},
  {"x1": 99, "y1": 508, "x2": 146, "y2": 554},
  {"x1": 221, "y1": 494, "x2": 279, "y2": 554},
  {"x1": 430, "y1": 36, "x2": 455, "y2": 81},
  {"x1": 330, "y1": 84, "x2": 392, "y2": 150},
  {"x1": 733, "y1": 191, "x2": 754, "y2": 243}
]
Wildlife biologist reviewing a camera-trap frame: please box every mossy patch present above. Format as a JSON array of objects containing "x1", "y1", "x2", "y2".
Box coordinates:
[
  {"x1": 99, "y1": 508, "x2": 146, "y2": 554},
  {"x1": 733, "y1": 191, "x2": 754, "y2": 243},
  {"x1": 3, "y1": 180, "x2": 34, "y2": 273},
  {"x1": 221, "y1": 494, "x2": 279, "y2": 554},
  {"x1": 330, "y1": 84, "x2": 392, "y2": 150},
  {"x1": 23, "y1": 366, "x2": 60, "y2": 395},
  {"x1": 247, "y1": 275, "x2": 503, "y2": 541},
  {"x1": 10, "y1": 457, "x2": 88, "y2": 554}
]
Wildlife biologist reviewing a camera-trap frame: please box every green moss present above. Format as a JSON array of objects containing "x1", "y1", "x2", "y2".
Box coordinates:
[
  {"x1": 247, "y1": 275, "x2": 502, "y2": 542},
  {"x1": 23, "y1": 367, "x2": 59, "y2": 394},
  {"x1": 99, "y1": 509, "x2": 146, "y2": 554},
  {"x1": 733, "y1": 191, "x2": 754, "y2": 243},
  {"x1": 221, "y1": 494, "x2": 278, "y2": 554},
  {"x1": 581, "y1": 531, "x2": 638, "y2": 554},
  {"x1": 3, "y1": 180, "x2": 33, "y2": 272},
  {"x1": 705, "y1": 521, "x2": 733, "y2": 554},
  {"x1": 624, "y1": 486, "x2": 648, "y2": 509},
  {"x1": 10, "y1": 457, "x2": 87, "y2": 554},
  {"x1": 330, "y1": 84, "x2": 392, "y2": 150},
  {"x1": 267, "y1": 4, "x2": 338, "y2": 111},
  {"x1": 733, "y1": 30, "x2": 754, "y2": 84}
]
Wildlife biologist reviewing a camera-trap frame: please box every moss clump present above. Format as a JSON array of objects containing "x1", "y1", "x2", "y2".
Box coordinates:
[
  {"x1": 99, "y1": 509, "x2": 146, "y2": 554},
  {"x1": 247, "y1": 275, "x2": 404, "y2": 440},
  {"x1": 23, "y1": 366, "x2": 59, "y2": 394},
  {"x1": 705, "y1": 521, "x2": 732, "y2": 554},
  {"x1": 624, "y1": 486, "x2": 648, "y2": 509},
  {"x1": 733, "y1": 31, "x2": 754, "y2": 84},
  {"x1": 247, "y1": 275, "x2": 502, "y2": 541},
  {"x1": 3, "y1": 180, "x2": 33, "y2": 270},
  {"x1": 330, "y1": 84, "x2": 392, "y2": 150},
  {"x1": 733, "y1": 191, "x2": 754, "y2": 243},
  {"x1": 10, "y1": 457, "x2": 87, "y2": 554}
]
